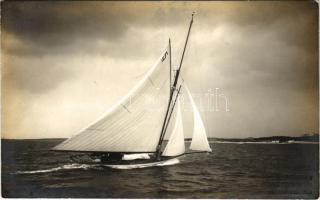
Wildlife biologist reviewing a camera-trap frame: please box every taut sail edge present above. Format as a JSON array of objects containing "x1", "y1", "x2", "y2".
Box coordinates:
[{"x1": 53, "y1": 44, "x2": 171, "y2": 153}]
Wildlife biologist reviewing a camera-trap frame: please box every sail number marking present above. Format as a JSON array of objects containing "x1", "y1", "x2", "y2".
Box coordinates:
[{"x1": 161, "y1": 51, "x2": 168, "y2": 62}]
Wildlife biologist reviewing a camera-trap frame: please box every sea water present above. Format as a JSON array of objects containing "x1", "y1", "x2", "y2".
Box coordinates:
[{"x1": 1, "y1": 139, "x2": 319, "y2": 198}]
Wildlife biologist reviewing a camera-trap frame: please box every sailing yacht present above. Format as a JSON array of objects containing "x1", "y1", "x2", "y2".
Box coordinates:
[{"x1": 52, "y1": 13, "x2": 212, "y2": 168}]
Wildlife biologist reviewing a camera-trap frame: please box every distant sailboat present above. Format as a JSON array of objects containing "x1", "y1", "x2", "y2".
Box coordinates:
[{"x1": 52, "y1": 13, "x2": 211, "y2": 168}]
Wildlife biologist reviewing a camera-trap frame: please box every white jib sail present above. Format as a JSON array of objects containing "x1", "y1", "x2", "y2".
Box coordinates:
[
  {"x1": 162, "y1": 98, "x2": 185, "y2": 157},
  {"x1": 184, "y1": 85, "x2": 212, "y2": 152},
  {"x1": 53, "y1": 45, "x2": 170, "y2": 153}
]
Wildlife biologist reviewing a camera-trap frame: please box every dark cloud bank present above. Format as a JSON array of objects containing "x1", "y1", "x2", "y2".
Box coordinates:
[{"x1": 1, "y1": 1, "x2": 318, "y2": 138}]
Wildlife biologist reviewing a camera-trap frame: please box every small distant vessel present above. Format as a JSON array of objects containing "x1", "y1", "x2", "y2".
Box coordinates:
[{"x1": 52, "y1": 13, "x2": 212, "y2": 168}]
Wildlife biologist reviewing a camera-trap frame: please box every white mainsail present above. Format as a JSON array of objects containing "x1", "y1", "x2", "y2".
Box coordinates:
[
  {"x1": 53, "y1": 46, "x2": 171, "y2": 153},
  {"x1": 185, "y1": 85, "x2": 212, "y2": 152},
  {"x1": 162, "y1": 98, "x2": 185, "y2": 156}
]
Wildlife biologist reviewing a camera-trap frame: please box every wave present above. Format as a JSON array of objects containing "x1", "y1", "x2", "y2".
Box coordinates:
[
  {"x1": 15, "y1": 163, "x2": 98, "y2": 174},
  {"x1": 15, "y1": 158, "x2": 180, "y2": 173},
  {"x1": 211, "y1": 141, "x2": 319, "y2": 144},
  {"x1": 211, "y1": 141, "x2": 280, "y2": 144}
]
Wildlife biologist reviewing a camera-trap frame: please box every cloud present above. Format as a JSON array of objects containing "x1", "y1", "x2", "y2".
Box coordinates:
[
  {"x1": 2, "y1": 1, "x2": 317, "y2": 57},
  {"x1": 1, "y1": 1, "x2": 318, "y2": 139}
]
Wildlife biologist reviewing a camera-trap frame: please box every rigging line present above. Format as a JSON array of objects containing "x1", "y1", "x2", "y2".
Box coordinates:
[
  {"x1": 155, "y1": 13, "x2": 195, "y2": 160},
  {"x1": 159, "y1": 85, "x2": 182, "y2": 145},
  {"x1": 155, "y1": 67, "x2": 175, "y2": 155},
  {"x1": 167, "y1": 14, "x2": 193, "y2": 115},
  {"x1": 158, "y1": 85, "x2": 182, "y2": 149},
  {"x1": 165, "y1": 78, "x2": 184, "y2": 121}
]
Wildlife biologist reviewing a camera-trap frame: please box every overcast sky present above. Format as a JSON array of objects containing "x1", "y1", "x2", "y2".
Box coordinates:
[{"x1": 2, "y1": 1, "x2": 318, "y2": 139}]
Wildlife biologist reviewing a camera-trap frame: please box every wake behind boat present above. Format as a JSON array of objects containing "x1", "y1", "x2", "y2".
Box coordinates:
[{"x1": 52, "y1": 13, "x2": 212, "y2": 168}]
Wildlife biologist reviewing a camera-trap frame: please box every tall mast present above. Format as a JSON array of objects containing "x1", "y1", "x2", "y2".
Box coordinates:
[
  {"x1": 172, "y1": 12, "x2": 194, "y2": 90},
  {"x1": 155, "y1": 13, "x2": 195, "y2": 160}
]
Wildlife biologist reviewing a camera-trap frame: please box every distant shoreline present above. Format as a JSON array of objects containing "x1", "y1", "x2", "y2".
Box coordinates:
[
  {"x1": 2, "y1": 134, "x2": 319, "y2": 144},
  {"x1": 205, "y1": 134, "x2": 319, "y2": 144}
]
